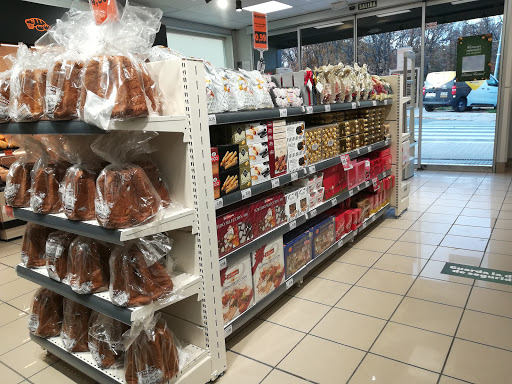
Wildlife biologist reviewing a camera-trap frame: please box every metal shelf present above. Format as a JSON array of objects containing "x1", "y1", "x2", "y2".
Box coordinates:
[
  {"x1": 209, "y1": 99, "x2": 393, "y2": 126},
  {"x1": 2, "y1": 115, "x2": 188, "y2": 135},
  {"x1": 30, "y1": 334, "x2": 209, "y2": 384},
  {"x1": 13, "y1": 205, "x2": 196, "y2": 245},
  {"x1": 219, "y1": 169, "x2": 392, "y2": 266},
  {"x1": 16, "y1": 264, "x2": 201, "y2": 325},
  {"x1": 224, "y1": 203, "x2": 391, "y2": 337},
  {"x1": 215, "y1": 138, "x2": 391, "y2": 210}
]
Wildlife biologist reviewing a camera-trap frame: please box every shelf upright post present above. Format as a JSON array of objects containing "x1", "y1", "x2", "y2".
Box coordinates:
[{"x1": 181, "y1": 58, "x2": 227, "y2": 380}]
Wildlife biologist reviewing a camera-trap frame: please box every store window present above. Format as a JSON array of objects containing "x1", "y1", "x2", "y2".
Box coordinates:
[
  {"x1": 300, "y1": 20, "x2": 354, "y2": 69},
  {"x1": 255, "y1": 30, "x2": 299, "y2": 72},
  {"x1": 166, "y1": 29, "x2": 227, "y2": 67}
]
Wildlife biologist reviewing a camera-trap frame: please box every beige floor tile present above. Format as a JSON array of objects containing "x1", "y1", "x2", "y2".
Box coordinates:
[
  {"x1": 407, "y1": 221, "x2": 452, "y2": 234},
  {"x1": 0, "y1": 362, "x2": 24, "y2": 384},
  {"x1": 481, "y1": 252, "x2": 512, "y2": 270},
  {"x1": 486, "y1": 239, "x2": 512, "y2": 256},
  {"x1": 407, "y1": 277, "x2": 471, "y2": 308},
  {"x1": 460, "y1": 208, "x2": 499, "y2": 219},
  {"x1": 501, "y1": 203, "x2": 512, "y2": 211},
  {"x1": 379, "y1": 218, "x2": 415, "y2": 230},
  {"x1": 391, "y1": 297, "x2": 463, "y2": 336},
  {"x1": 373, "y1": 253, "x2": 428, "y2": 276},
  {"x1": 420, "y1": 260, "x2": 474, "y2": 286},
  {"x1": 440, "y1": 235, "x2": 488, "y2": 252},
  {"x1": 469, "y1": 194, "x2": 504, "y2": 203},
  {"x1": 399, "y1": 230, "x2": 445, "y2": 246},
  {"x1": 495, "y1": 218, "x2": 512, "y2": 229},
  {"x1": 426, "y1": 205, "x2": 463, "y2": 216},
  {"x1": 491, "y1": 228, "x2": 512, "y2": 241},
  {"x1": 433, "y1": 199, "x2": 468, "y2": 208},
  {"x1": 397, "y1": 210, "x2": 424, "y2": 221},
  {"x1": 387, "y1": 241, "x2": 437, "y2": 259},
  {"x1": 357, "y1": 268, "x2": 415, "y2": 295},
  {"x1": 349, "y1": 354, "x2": 439, "y2": 384},
  {"x1": 311, "y1": 308, "x2": 386, "y2": 350},
  {"x1": 288, "y1": 276, "x2": 351, "y2": 306},
  {"x1": 352, "y1": 237, "x2": 394, "y2": 253},
  {"x1": 260, "y1": 296, "x2": 330, "y2": 333},
  {"x1": 313, "y1": 261, "x2": 368, "y2": 285},
  {"x1": 417, "y1": 213, "x2": 458, "y2": 225},
  {"x1": 0, "y1": 263, "x2": 8, "y2": 271},
  {"x1": 217, "y1": 351, "x2": 272, "y2": 384},
  {"x1": 0, "y1": 303, "x2": 26, "y2": 327},
  {"x1": 443, "y1": 339, "x2": 512, "y2": 383},
  {"x1": 0, "y1": 244, "x2": 21, "y2": 258},
  {"x1": 333, "y1": 248, "x2": 383, "y2": 267},
  {"x1": 0, "y1": 317, "x2": 31, "y2": 355},
  {"x1": 367, "y1": 227, "x2": 406, "y2": 241},
  {"x1": 29, "y1": 361, "x2": 96, "y2": 384},
  {"x1": 498, "y1": 210, "x2": 512, "y2": 220},
  {"x1": 277, "y1": 335, "x2": 365, "y2": 384},
  {"x1": 7, "y1": 290, "x2": 37, "y2": 312},
  {"x1": 448, "y1": 225, "x2": 492, "y2": 239},
  {"x1": 260, "y1": 370, "x2": 309, "y2": 384},
  {"x1": 457, "y1": 310, "x2": 512, "y2": 351},
  {"x1": 474, "y1": 279, "x2": 512, "y2": 294},
  {"x1": 229, "y1": 319, "x2": 304, "y2": 366},
  {"x1": 0, "y1": 254, "x2": 22, "y2": 268},
  {"x1": 430, "y1": 247, "x2": 483, "y2": 266},
  {"x1": 454, "y1": 215, "x2": 496, "y2": 228},
  {"x1": 438, "y1": 376, "x2": 469, "y2": 384},
  {"x1": 408, "y1": 203, "x2": 431, "y2": 213},
  {"x1": 336, "y1": 286, "x2": 402, "y2": 320},
  {"x1": 370, "y1": 322, "x2": 452, "y2": 372},
  {"x1": 0, "y1": 267, "x2": 19, "y2": 285},
  {"x1": 465, "y1": 200, "x2": 502, "y2": 210},
  {"x1": 467, "y1": 287, "x2": 512, "y2": 318},
  {"x1": 0, "y1": 278, "x2": 39, "y2": 302},
  {"x1": 0, "y1": 341, "x2": 58, "y2": 378}
]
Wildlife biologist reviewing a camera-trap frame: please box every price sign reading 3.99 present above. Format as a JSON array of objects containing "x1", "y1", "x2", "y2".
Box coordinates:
[{"x1": 252, "y1": 12, "x2": 268, "y2": 51}]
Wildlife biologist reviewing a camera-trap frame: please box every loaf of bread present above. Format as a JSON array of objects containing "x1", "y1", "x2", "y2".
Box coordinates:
[
  {"x1": 5, "y1": 160, "x2": 33, "y2": 207},
  {"x1": 125, "y1": 319, "x2": 180, "y2": 384},
  {"x1": 45, "y1": 230, "x2": 76, "y2": 282},
  {"x1": 30, "y1": 161, "x2": 68, "y2": 214},
  {"x1": 133, "y1": 159, "x2": 170, "y2": 207},
  {"x1": 0, "y1": 74, "x2": 10, "y2": 122},
  {"x1": 13, "y1": 69, "x2": 47, "y2": 121},
  {"x1": 95, "y1": 164, "x2": 161, "y2": 229},
  {"x1": 140, "y1": 63, "x2": 160, "y2": 114},
  {"x1": 62, "y1": 165, "x2": 100, "y2": 221},
  {"x1": 61, "y1": 298, "x2": 91, "y2": 352},
  {"x1": 47, "y1": 60, "x2": 83, "y2": 120},
  {"x1": 29, "y1": 288, "x2": 63, "y2": 338},
  {"x1": 21, "y1": 223, "x2": 55, "y2": 268},
  {"x1": 88, "y1": 311, "x2": 129, "y2": 369},
  {"x1": 67, "y1": 236, "x2": 110, "y2": 294}
]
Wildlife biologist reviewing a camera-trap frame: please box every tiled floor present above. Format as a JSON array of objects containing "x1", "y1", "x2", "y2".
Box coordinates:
[{"x1": 2, "y1": 170, "x2": 512, "y2": 384}]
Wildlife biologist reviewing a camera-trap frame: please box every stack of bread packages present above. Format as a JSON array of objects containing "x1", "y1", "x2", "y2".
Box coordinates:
[
  {"x1": 61, "y1": 298, "x2": 92, "y2": 352},
  {"x1": 109, "y1": 233, "x2": 175, "y2": 307},
  {"x1": 89, "y1": 311, "x2": 129, "y2": 369},
  {"x1": 91, "y1": 131, "x2": 170, "y2": 229},
  {"x1": 21, "y1": 223, "x2": 55, "y2": 268},
  {"x1": 28, "y1": 288, "x2": 63, "y2": 338},
  {"x1": 5, "y1": 136, "x2": 38, "y2": 208},
  {"x1": 124, "y1": 314, "x2": 180, "y2": 384}
]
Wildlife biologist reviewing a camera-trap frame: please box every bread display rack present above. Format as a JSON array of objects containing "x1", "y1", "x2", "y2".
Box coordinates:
[{"x1": 6, "y1": 56, "x2": 403, "y2": 383}]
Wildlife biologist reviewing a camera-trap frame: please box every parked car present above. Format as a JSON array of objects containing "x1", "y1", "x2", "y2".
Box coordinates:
[{"x1": 423, "y1": 71, "x2": 498, "y2": 112}]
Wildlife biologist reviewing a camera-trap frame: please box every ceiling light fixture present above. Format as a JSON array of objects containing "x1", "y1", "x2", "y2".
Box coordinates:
[
  {"x1": 218, "y1": 0, "x2": 228, "y2": 9},
  {"x1": 376, "y1": 9, "x2": 411, "y2": 18},
  {"x1": 243, "y1": 1, "x2": 292, "y2": 14},
  {"x1": 236, "y1": 0, "x2": 242, "y2": 12},
  {"x1": 314, "y1": 21, "x2": 344, "y2": 29}
]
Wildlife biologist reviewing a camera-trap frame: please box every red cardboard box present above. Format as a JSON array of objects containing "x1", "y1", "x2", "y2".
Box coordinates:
[
  {"x1": 251, "y1": 195, "x2": 277, "y2": 238},
  {"x1": 216, "y1": 206, "x2": 253, "y2": 257}
]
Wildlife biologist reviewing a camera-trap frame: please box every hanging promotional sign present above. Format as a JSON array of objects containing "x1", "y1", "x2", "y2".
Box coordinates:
[
  {"x1": 252, "y1": 12, "x2": 268, "y2": 51},
  {"x1": 456, "y1": 34, "x2": 493, "y2": 82}
]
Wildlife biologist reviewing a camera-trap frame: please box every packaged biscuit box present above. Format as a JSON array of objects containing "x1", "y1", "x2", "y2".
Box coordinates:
[
  {"x1": 221, "y1": 255, "x2": 254, "y2": 325},
  {"x1": 251, "y1": 236, "x2": 285, "y2": 303},
  {"x1": 311, "y1": 216, "x2": 336, "y2": 258},
  {"x1": 283, "y1": 227, "x2": 312, "y2": 279},
  {"x1": 251, "y1": 194, "x2": 277, "y2": 238},
  {"x1": 216, "y1": 206, "x2": 253, "y2": 257}
]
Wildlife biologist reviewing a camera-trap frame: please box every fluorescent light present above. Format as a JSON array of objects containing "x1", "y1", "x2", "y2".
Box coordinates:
[
  {"x1": 0, "y1": 43, "x2": 18, "y2": 47},
  {"x1": 243, "y1": 1, "x2": 292, "y2": 14},
  {"x1": 376, "y1": 10, "x2": 411, "y2": 18},
  {"x1": 218, "y1": 0, "x2": 228, "y2": 9},
  {"x1": 451, "y1": 0, "x2": 479, "y2": 4},
  {"x1": 314, "y1": 21, "x2": 344, "y2": 29}
]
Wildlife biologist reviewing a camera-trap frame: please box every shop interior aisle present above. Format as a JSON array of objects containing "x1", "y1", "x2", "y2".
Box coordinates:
[{"x1": 1, "y1": 169, "x2": 512, "y2": 383}]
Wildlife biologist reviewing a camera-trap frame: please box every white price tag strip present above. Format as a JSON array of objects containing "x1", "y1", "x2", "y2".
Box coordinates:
[
  {"x1": 219, "y1": 258, "x2": 227, "y2": 270},
  {"x1": 365, "y1": 181, "x2": 370, "y2": 187},
  {"x1": 309, "y1": 165, "x2": 316, "y2": 174},
  {"x1": 372, "y1": 177, "x2": 378, "y2": 185},
  {"x1": 224, "y1": 325, "x2": 232, "y2": 337},
  {"x1": 372, "y1": 215, "x2": 376, "y2": 222},
  {"x1": 372, "y1": 100, "x2": 377, "y2": 106},
  {"x1": 279, "y1": 108, "x2": 287, "y2": 118},
  {"x1": 340, "y1": 154, "x2": 353, "y2": 170},
  {"x1": 368, "y1": 145, "x2": 372, "y2": 152},
  {"x1": 291, "y1": 172, "x2": 298, "y2": 181},
  {"x1": 271, "y1": 178, "x2": 280, "y2": 188},
  {"x1": 351, "y1": 102, "x2": 357, "y2": 109},
  {"x1": 215, "y1": 198, "x2": 223, "y2": 210},
  {"x1": 310, "y1": 208, "x2": 317, "y2": 218},
  {"x1": 384, "y1": 99, "x2": 388, "y2": 105},
  {"x1": 289, "y1": 220, "x2": 297, "y2": 230},
  {"x1": 331, "y1": 197, "x2": 337, "y2": 207},
  {"x1": 349, "y1": 190, "x2": 354, "y2": 197},
  {"x1": 338, "y1": 238, "x2": 343, "y2": 248},
  {"x1": 306, "y1": 106, "x2": 313, "y2": 114},
  {"x1": 241, "y1": 189, "x2": 251, "y2": 200},
  {"x1": 362, "y1": 222, "x2": 367, "y2": 229},
  {"x1": 325, "y1": 104, "x2": 331, "y2": 112},
  {"x1": 286, "y1": 278, "x2": 294, "y2": 289},
  {"x1": 208, "y1": 114, "x2": 217, "y2": 125}
]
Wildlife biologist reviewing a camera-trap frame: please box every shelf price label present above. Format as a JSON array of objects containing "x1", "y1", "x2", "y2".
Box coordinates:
[
  {"x1": 308, "y1": 165, "x2": 316, "y2": 174},
  {"x1": 279, "y1": 108, "x2": 287, "y2": 118},
  {"x1": 241, "y1": 189, "x2": 251, "y2": 200},
  {"x1": 289, "y1": 220, "x2": 297, "y2": 230},
  {"x1": 372, "y1": 100, "x2": 377, "y2": 106},
  {"x1": 340, "y1": 154, "x2": 352, "y2": 170},
  {"x1": 362, "y1": 221, "x2": 367, "y2": 229},
  {"x1": 384, "y1": 99, "x2": 388, "y2": 105},
  {"x1": 338, "y1": 238, "x2": 343, "y2": 248},
  {"x1": 306, "y1": 106, "x2": 313, "y2": 114},
  {"x1": 365, "y1": 181, "x2": 370, "y2": 187},
  {"x1": 271, "y1": 178, "x2": 280, "y2": 188},
  {"x1": 215, "y1": 198, "x2": 223, "y2": 210},
  {"x1": 351, "y1": 102, "x2": 357, "y2": 109},
  {"x1": 324, "y1": 104, "x2": 331, "y2": 112},
  {"x1": 368, "y1": 145, "x2": 372, "y2": 152},
  {"x1": 286, "y1": 278, "x2": 294, "y2": 289},
  {"x1": 356, "y1": 148, "x2": 361, "y2": 155},
  {"x1": 291, "y1": 172, "x2": 298, "y2": 181},
  {"x1": 224, "y1": 324, "x2": 233, "y2": 337},
  {"x1": 372, "y1": 177, "x2": 379, "y2": 190},
  {"x1": 219, "y1": 258, "x2": 227, "y2": 270},
  {"x1": 331, "y1": 197, "x2": 337, "y2": 207},
  {"x1": 349, "y1": 190, "x2": 354, "y2": 197},
  {"x1": 208, "y1": 114, "x2": 217, "y2": 125},
  {"x1": 310, "y1": 208, "x2": 317, "y2": 218}
]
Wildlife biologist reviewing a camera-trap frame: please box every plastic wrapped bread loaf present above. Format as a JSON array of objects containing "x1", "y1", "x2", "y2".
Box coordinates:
[
  {"x1": 46, "y1": 58, "x2": 83, "y2": 120},
  {"x1": 30, "y1": 160, "x2": 68, "y2": 214},
  {"x1": 28, "y1": 288, "x2": 63, "y2": 338},
  {"x1": 45, "y1": 230, "x2": 76, "y2": 282},
  {"x1": 61, "y1": 298, "x2": 91, "y2": 352},
  {"x1": 21, "y1": 223, "x2": 55, "y2": 268},
  {"x1": 88, "y1": 311, "x2": 129, "y2": 369}
]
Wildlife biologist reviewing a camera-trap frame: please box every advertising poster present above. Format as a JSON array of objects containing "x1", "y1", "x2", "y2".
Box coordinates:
[{"x1": 456, "y1": 34, "x2": 493, "y2": 81}]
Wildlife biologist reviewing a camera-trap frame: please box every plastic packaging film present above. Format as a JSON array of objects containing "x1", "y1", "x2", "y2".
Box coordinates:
[
  {"x1": 0, "y1": 55, "x2": 15, "y2": 123},
  {"x1": 21, "y1": 223, "x2": 55, "y2": 268},
  {"x1": 61, "y1": 297, "x2": 92, "y2": 352},
  {"x1": 88, "y1": 311, "x2": 129, "y2": 369},
  {"x1": 45, "y1": 230, "x2": 77, "y2": 282},
  {"x1": 28, "y1": 288, "x2": 63, "y2": 338}
]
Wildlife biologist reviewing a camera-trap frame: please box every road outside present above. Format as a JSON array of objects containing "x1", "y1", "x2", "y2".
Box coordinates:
[{"x1": 411, "y1": 108, "x2": 495, "y2": 166}]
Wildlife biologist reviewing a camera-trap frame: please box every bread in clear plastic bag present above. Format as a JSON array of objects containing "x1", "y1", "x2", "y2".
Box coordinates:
[
  {"x1": 0, "y1": 55, "x2": 15, "y2": 123},
  {"x1": 67, "y1": 236, "x2": 110, "y2": 294},
  {"x1": 45, "y1": 230, "x2": 76, "y2": 282},
  {"x1": 61, "y1": 298, "x2": 91, "y2": 352},
  {"x1": 29, "y1": 288, "x2": 63, "y2": 338},
  {"x1": 88, "y1": 311, "x2": 129, "y2": 369},
  {"x1": 124, "y1": 314, "x2": 180, "y2": 384},
  {"x1": 21, "y1": 223, "x2": 55, "y2": 268},
  {"x1": 133, "y1": 157, "x2": 170, "y2": 208},
  {"x1": 109, "y1": 233, "x2": 174, "y2": 307},
  {"x1": 30, "y1": 158, "x2": 69, "y2": 214},
  {"x1": 5, "y1": 136, "x2": 39, "y2": 207}
]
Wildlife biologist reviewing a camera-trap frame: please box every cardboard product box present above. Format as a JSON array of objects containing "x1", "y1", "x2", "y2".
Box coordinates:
[
  {"x1": 218, "y1": 144, "x2": 240, "y2": 172},
  {"x1": 251, "y1": 194, "x2": 278, "y2": 238},
  {"x1": 311, "y1": 216, "x2": 336, "y2": 258},
  {"x1": 250, "y1": 161, "x2": 270, "y2": 186},
  {"x1": 251, "y1": 236, "x2": 285, "y2": 303},
  {"x1": 229, "y1": 125, "x2": 247, "y2": 145},
  {"x1": 211, "y1": 148, "x2": 220, "y2": 199},
  {"x1": 239, "y1": 164, "x2": 251, "y2": 190},
  {"x1": 283, "y1": 227, "x2": 313, "y2": 279},
  {"x1": 334, "y1": 211, "x2": 346, "y2": 240},
  {"x1": 286, "y1": 122, "x2": 305, "y2": 137},
  {"x1": 296, "y1": 186, "x2": 309, "y2": 215},
  {"x1": 281, "y1": 72, "x2": 294, "y2": 88},
  {"x1": 246, "y1": 123, "x2": 268, "y2": 144},
  {"x1": 284, "y1": 187, "x2": 299, "y2": 222},
  {"x1": 219, "y1": 167, "x2": 240, "y2": 196},
  {"x1": 272, "y1": 192, "x2": 287, "y2": 226},
  {"x1": 268, "y1": 139, "x2": 287, "y2": 178},
  {"x1": 293, "y1": 174, "x2": 316, "y2": 194},
  {"x1": 248, "y1": 142, "x2": 269, "y2": 164},
  {"x1": 287, "y1": 148, "x2": 307, "y2": 172},
  {"x1": 216, "y1": 206, "x2": 253, "y2": 257},
  {"x1": 221, "y1": 254, "x2": 254, "y2": 325},
  {"x1": 239, "y1": 145, "x2": 250, "y2": 167}
]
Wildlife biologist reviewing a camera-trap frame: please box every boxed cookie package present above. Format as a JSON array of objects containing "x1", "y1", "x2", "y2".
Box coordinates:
[
  {"x1": 311, "y1": 215, "x2": 336, "y2": 258},
  {"x1": 251, "y1": 236, "x2": 285, "y2": 303},
  {"x1": 216, "y1": 206, "x2": 253, "y2": 257},
  {"x1": 283, "y1": 226, "x2": 313, "y2": 279},
  {"x1": 221, "y1": 255, "x2": 254, "y2": 325}
]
